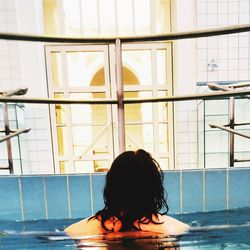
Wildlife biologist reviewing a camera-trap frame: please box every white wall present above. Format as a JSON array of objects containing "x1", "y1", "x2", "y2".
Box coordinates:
[
  {"x1": 0, "y1": 0, "x2": 25, "y2": 174},
  {"x1": 15, "y1": 0, "x2": 54, "y2": 173},
  {"x1": 196, "y1": 0, "x2": 250, "y2": 168},
  {"x1": 0, "y1": 0, "x2": 54, "y2": 174},
  {"x1": 173, "y1": 0, "x2": 198, "y2": 169}
]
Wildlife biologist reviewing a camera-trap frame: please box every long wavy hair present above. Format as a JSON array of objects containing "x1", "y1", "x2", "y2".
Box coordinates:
[{"x1": 91, "y1": 149, "x2": 169, "y2": 232}]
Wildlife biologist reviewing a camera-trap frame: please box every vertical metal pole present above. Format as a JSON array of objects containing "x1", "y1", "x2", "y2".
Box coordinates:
[
  {"x1": 14, "y1": 106, "x2": 23, "y2": 174},
  {"x1": 229, "y1": 96, "x2": 235, "y2": 167},
  {"x1": 204, "y1": 100, "x2": 206, "y2": 168},
  {"x1": 3, "y1": 103, "x2": 14, "y2": 173},
  {"x1": 115, "y1": 38, "x2": 125, "y2": 153}
]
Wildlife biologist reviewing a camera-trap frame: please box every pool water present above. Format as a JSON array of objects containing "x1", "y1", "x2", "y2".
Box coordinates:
[{"x1": 0, "y1": 207, "x2": 250, "y2": 249}]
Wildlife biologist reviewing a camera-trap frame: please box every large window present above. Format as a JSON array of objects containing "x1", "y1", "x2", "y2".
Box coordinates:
[
  {"x1": 43, "y1": 0, "x2": 171, "y2": 36},
  {"x1": 44, "y1": 0, "x2": 173, "y2": 173},
  {"x1": 45, "y1": 43, "x2": 173, "y2": 173}
]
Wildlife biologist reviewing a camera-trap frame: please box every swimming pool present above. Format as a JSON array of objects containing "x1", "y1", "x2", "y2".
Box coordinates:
[
  {"x1": 0, "y1": 168, "x2": 250, "y2": 248},
  {"x1": 1, "y1": 207, "x2": 250, "y2": 249}
]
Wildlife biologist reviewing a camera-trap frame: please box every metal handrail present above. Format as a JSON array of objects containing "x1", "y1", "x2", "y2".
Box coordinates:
[
  {"x1": 0, "y1": 128, "x2": 31, "y2": 143},
  {"x1": 1, "y1": 24, "x2": 250, "y2": 43},
  {"x1": 209, "y1": 123, "x2": 250, "y2": 140},
  {"x1": 0, "y1": 89, "x2": 250, "y2": 105}
]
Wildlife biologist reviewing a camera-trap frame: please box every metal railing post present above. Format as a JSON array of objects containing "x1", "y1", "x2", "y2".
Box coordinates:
[
  {"x1": 229, "y1": 95, "x2": 235, "y2": 167},
  {"x1": 208, "y1": 83, "x2": 250, "y2": 166},
  {"x1": 115, "y1": 39, "x2": 126, "y2": 153},
  {"x1": 2, "y1": 103, "x2": 13, "y2": 173}
]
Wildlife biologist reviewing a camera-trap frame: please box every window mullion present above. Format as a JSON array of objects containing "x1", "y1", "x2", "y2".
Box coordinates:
[
  {"x1": 61, "y1": 51, "x2": 75, "y2": 173},
  {"x1": 151, "y1": 48, "x2": 160, "y2": 159}
]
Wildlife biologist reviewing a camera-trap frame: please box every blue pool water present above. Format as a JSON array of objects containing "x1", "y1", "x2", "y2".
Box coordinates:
[{"x1": 0, "y1": 207, "x2": 250, "y2": 249}]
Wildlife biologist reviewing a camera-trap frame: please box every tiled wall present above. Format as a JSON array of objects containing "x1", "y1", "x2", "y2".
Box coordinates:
[
  {"x1": 196, "y1": 0, "x2": 250, "y2": 83},
  {"x1": 0, "y1": 0, "x2": 54, "y2": 174},
  {"x1": 0, "y1": 168, "x2": 250, "y2": 221},
  {"x1": 176, "y1": 101, "x2": 199, "y2": 169}
]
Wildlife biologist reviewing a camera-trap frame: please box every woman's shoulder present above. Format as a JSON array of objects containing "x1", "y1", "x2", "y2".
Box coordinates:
[
  {"x1": 157, "y1": 214, "x2": 190, "y2": 235},
  {"x1": 136, "y1": 214, "x2": 190, "y2": 235},
  {"x1": 65, "y1": 214, "x2": 190, "y2": 237},
  {"x1": 64, "y1": 216, "x2": 104, "y2": 237}
]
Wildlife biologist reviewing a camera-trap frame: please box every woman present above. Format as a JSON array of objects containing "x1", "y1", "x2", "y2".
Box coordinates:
[{"x1": 65, "y1": 149, "x2": 189, "y2": 237}]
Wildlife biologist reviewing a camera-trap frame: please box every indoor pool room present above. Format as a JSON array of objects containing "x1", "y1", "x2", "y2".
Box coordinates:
[{"x1": 1, "y1": 0, "x2": 250, "y2": 249}]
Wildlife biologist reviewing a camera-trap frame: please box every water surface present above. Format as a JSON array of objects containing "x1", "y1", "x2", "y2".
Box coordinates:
[{"x1": 0, "y1": 207, "x2": 250, "y2": 249}]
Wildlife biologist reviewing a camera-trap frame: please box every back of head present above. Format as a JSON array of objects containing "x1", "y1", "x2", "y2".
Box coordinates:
[{"x1": 95, "y1": 149, "x2": 169, "y2": 231}]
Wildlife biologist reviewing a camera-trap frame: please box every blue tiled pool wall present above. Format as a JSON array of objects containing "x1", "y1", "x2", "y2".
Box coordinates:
[{"x1": 0, "y1": 168, "x2": 250, "y2": 221}]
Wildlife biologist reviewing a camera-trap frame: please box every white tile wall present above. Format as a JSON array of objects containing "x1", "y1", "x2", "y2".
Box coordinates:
[
  {"x1": 196, "y1": 0, "x2": 250, "y2": 169},
  {"x1": 0, "y1": 0, "x2": 54, "y2": 174},
  {"x1": 176, "y1": 100, "x2": 199, "y2": 169},
  {"x1": 196, "y1": 0, "x2": 250, "y2": 83}
]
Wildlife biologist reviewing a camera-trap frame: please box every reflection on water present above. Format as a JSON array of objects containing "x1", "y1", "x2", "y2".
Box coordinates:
[
  {"x1": 0, "y1": 207, "x2": 250, "y2": 249},
  {"x1": 76, "y1": 232, "x2": 180, "y2": 250}
]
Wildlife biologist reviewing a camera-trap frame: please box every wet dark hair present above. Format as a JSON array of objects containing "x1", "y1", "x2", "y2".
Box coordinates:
[{"x1": 92, "y1": 149, "x2": 169, "y2": 232}]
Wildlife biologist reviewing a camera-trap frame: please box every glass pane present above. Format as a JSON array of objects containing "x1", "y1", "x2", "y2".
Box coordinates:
[
  {"x1": 57, "y1": 126, "x2": 68, "y2": 156},
  {"x1": 9, "y1": 121, "x2": 17, "y2": 131},
  {"x1": 205, "y1": 100, "x2": 228, "y2": 115},
  {"x1": 54, "y1": 93, "x2": 66, "y2": 124},
  {"x1": 124, "y1": 91, "x2": 153, "y2": 123},
  {"x1": 158, "y1": 91, "x2": 169, "y2": 122},
  {"x1": 122, "y1": 50, "x2": 152, "y2": 85},
  {"x1": 11, "y1": 137, "x2": 20, "y2": 158},
  {"x1": 81, "y1": 0, "x2": 99, "y2": 35},
  {"x1": 122, "y1": 67, "x2": 139, "y2": 85},
  {"x1": 59, "y1": 161, "x2": 69, "y2": 173},
  {"x1": 16, "y1": 105, "x2": 25, "y2": 128},
  {"x1": 234, "y1": 152, "x2": 250, "y2": 167},
  {"x1": 158, "y1": 158, "x2": 169, "y2": 170},
  {"x1": 205, "y1": 153, "x2": 229, "y2": 168},
  {"x1": 134, "y1": 0, "x2": 150, "y2": 34},
  {"x1": 0, "y1": 141, "x2": 8, "y2": 160},
  {"x1": 55, "y1": 105, "x2": 66, "y2": 124},
  {"x1": 7, "y1": 104, "x2": 16, "y2": 121},
  {"x1": 51, "y1": 52, "x2": 63, "y2": 87},
  {"x1": 117, "y1": 0, "x2": 133, "y2": 35},
  {"x1": 70, "y1": 93, "x2": 107, "y2": 124},
  {"x1": 75, "y1": 160, "x2": 94, "y2": 173},
  {"x1": 72, "y1": 125, "x2": 109, "y2": 156},
  {"x1": 0, "y1": 105, "x2": 2, "y2": 121},
  {"x1": 63, "y1": 0, "x2": 81, "y2": 35},
  {"x1": 157, "y1": 50, "x2": 167, "y2": 85},
  {"x1": 159, "y1": 123, "x2": 169, "y2": 153},
  {"x1": 235, "y1": 131, "x2": 250, "y2": 151},
  {"x1": 99, "y1": 0, "x2": 115, "y2": 35},
  {"x1": 125, "y1": 124, "x2": 154, "y2": 152},
  {"x1": 67, "y1": 52, "x2": 104, "y2": 87},
  {"x1": 235, "y1": 99, "x2": 250, "y2": 123},
  {"x1": 43, "y1": 0, "x2": 60, "y2": 34},
  {"x1": 155, "y1": 0, "x2": 171, "y2": 34},
  {"x1": 54, "y1": 94, "x2": 66, "y2": 124},
  {"x1": 205, "y1": 115, "x2": 228, "y2": 130},
  {"x1": 72, "y1": 125, "x2": 91, "y2": 155},
  {"x1": 205, "y1": 131, "x2": 228, "y2": 153},
  {"x1": 93, "y1": 160, "x2": 110, "y2": 172}
]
